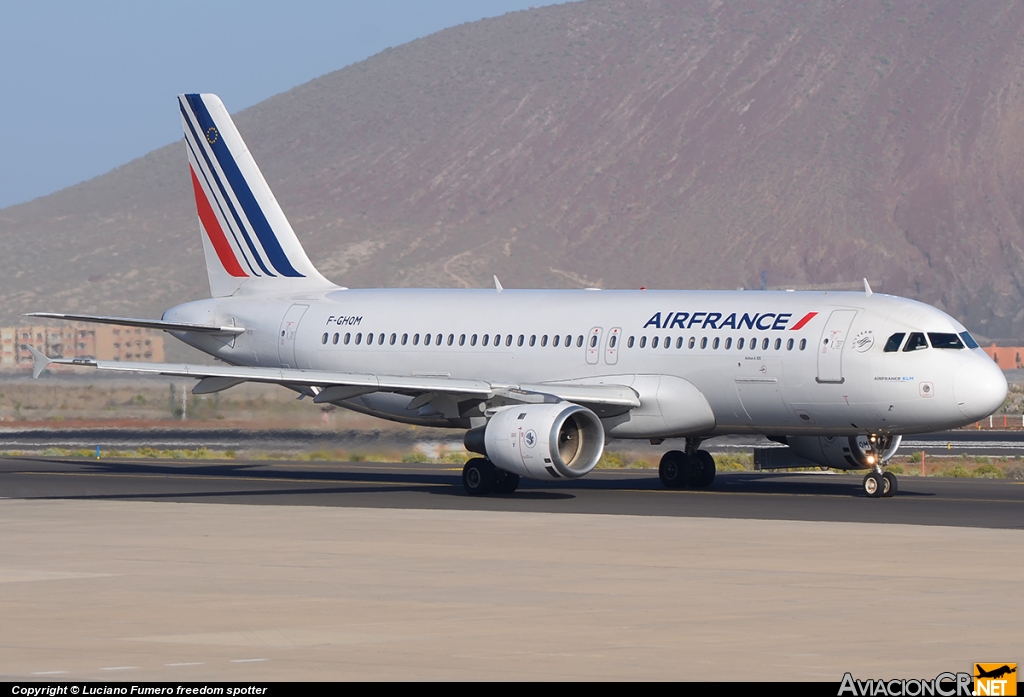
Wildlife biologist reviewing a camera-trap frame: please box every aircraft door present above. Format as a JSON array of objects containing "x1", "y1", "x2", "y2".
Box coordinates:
[
  {"x1": 278, "y1": 304, "x2": 309, "y2": 368},
  {"x1": 604, "y1": 327, "x2": 621, "y2": 365},
  {"x1": 586, "y1": 327, "x2": 603, "y2": 365},
  {"x1": 816, "y1": 309, "x2": 857, "y2": 384}
]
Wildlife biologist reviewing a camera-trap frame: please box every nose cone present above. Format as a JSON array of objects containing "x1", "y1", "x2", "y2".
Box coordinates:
[{"x1": 953, "y1": 357, "x2": 1007, "y2": 421}]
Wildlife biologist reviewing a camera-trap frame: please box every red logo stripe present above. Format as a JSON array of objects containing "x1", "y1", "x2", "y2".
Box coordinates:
[
  {"x1": 790, "y1": 312, "x2": 818, "y2": 330},
  {"x1": 190, "y1": 166, "x2": 248, "y2": 278}
]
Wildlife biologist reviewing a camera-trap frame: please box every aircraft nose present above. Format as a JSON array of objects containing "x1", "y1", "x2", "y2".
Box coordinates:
[{"x1": 953, "y1": 357, "x2": 1007, "y2": 421}]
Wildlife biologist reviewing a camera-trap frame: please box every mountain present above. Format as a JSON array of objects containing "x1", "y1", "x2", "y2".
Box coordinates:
[{"x1": 4, "y1": 0, "x2": 1024, "y2": 340}]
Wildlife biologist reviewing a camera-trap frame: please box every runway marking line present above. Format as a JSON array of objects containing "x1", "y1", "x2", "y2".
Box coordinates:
[
  {"x1": 231, "y1": 658, "x2": 268, "y2": 663},
  {"x1": 31, "y1": 671, "x2": 67, "y2": 675},
  {"x1": 100, "y1": 666, "x2": 137, "y2": 671},
  {"x1": 7, "y1": 470, "x2": 448, "y2": 488},
  {"x1": 166, "y1": 662, "x2": 204, "y2": 667}
]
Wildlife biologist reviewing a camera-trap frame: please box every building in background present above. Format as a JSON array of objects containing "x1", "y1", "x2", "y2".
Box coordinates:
[{"x1": 0, "y1": 323, "x2": 164, "y2": 371}]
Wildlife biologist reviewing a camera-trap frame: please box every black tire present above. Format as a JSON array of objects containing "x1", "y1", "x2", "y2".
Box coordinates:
[
  {"x1": 882, "y1": 471, "x2": 898, "y2": 498},
  {"x1": 493, "y1": 469, "x2": 520, "y2": 494},
  {"x1": 692, "y1": 450, "x2": 716, "y2": 488},
  {"x1": 863, "y1": 472, "x2": 884, "y2": 498},
  {"x1": 659, "y1": 450, "x2": 694, "y2": 489},
  {"x1": 463, "y1": 458, "x2": 496, "y2": 496}
]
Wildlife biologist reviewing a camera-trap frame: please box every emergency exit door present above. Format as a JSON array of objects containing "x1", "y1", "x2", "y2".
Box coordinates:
[{"x1": 816, "y1": 309, "x2": 857, "y2": 384}]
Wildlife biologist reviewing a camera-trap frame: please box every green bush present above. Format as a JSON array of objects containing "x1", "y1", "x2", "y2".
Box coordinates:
[
  {"x1": 401, "y1": 452, "x2": 432, "y2": 464},
  {"x1": 943, "y1": 464, "x2": 971, "y2": 478},
  {"x1": 972, "y1": 464, "x2": 1004, "y2": 479},
  {"x1": 885, "y1": 464, "x2": 905, "y2": 475}
]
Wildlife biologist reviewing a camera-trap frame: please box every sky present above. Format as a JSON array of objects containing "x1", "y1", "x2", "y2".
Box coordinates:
[{"x1": 0, "y1": 0, "x2": 571, "y2": 210}]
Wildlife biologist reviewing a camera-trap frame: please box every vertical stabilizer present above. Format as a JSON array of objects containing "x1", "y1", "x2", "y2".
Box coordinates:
[{"x1": 179, "y1": 93, "x2": 335, "y2": 297}]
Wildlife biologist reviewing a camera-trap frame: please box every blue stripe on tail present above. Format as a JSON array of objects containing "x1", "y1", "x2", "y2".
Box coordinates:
[{"x1": 183, "y1": 94, "x2": 304, "y2": 278}]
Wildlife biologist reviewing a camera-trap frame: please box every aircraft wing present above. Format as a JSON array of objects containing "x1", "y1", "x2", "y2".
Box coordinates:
[
  {"x1": 27, "y1": 349, "x2": 640, "y2": 415},
  {"x1": 24, "y1": 312, "x2": 245, "y2": 335}
]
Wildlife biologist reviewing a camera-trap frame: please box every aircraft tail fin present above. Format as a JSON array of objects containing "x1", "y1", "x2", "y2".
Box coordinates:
[{"x1": 178, "y1": 93, "x2": 336, "y2": 297}]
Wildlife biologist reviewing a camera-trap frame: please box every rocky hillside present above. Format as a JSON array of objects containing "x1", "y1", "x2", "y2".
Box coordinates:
[{"x1": 4, "y1": 0, "x2": 1024, "y2": 338}]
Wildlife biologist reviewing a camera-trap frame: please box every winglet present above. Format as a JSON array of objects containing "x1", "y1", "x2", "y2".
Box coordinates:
[
  {"x1": 863, "y1": 278, "x2": 873, "y2": 297},
  {"x1": 27, "y1": 346, "x2": 53, "y2": 379},
  {"x1": 493, "y1": 275, "x2": 503, "y2": 293}
]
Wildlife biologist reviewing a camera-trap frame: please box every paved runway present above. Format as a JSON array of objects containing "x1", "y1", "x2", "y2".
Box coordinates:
[{"x1": 2, "y1": 455, "x2": 1022, "y2": 529}]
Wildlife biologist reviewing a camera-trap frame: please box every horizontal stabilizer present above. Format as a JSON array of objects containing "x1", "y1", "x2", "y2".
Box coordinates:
[{"x1": 25, "y1": 313, "x2": 245, "y2": 335}]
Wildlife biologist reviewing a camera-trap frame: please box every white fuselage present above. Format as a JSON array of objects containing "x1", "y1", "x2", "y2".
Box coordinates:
[{"x1": 163, "y1": 287, "x2": 1007, "y2": 439}]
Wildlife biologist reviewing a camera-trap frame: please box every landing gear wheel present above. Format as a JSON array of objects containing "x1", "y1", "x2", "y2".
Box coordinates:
[
  {"x1": 692, "y1": 450, "x2": 716, "y2": 488},
  {"x1": 492, "y1": 469, "x2": 520, "y2": 494},
  {"x1": 463, "y1": 458, "x2": 496, "y2": 496},
  {"x1": 659, "y1": 450, "x2": 694, "y2": 489},
  {"x1": 882, "y1": 471, "x2": 898, "y2": 498},
  {"x1": 863, "y1": 472, "x2": 884, "y2": 498}
]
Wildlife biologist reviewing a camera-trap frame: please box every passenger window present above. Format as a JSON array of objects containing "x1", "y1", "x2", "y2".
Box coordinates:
[
  {"x1": 664, "y1": 336, "x2": 670, "y2": 349},
  {"x1": 566, "y1": 335, "x2": 573, "y2": 347},
  {"x1": 518, "y1": 335, "x2": 524, "y2": 347},
  {"x1": 725, "y1": 337, "x2": 732, "y2": 349},
  {"x1": 530, "y1": 335, "x2": 536, "y2": 347},
  {"x1": 774, "y1": 338, "x2": 781, "y2": 350},
  {"x1": 786, "y1": 338, "x2": 794, "y2": 350},
  {"x1": 713, "y1": 337, "x2": 720, "y2": 349},
  {"x1": 413, "y1": 333, "x2": 420, "y2": 346},
  {"x1": 799, "y1": 338, "x2": 806, "y2": 350},
  {"x1": 627, "y1": 336, "x2": 634, "y2": 348},
  {"x1": 652, "y1": 336, "x2": 660, "y2": 349},
  {"x1": 506, "y1": 335, "x2": 513, "y2": 347},
  {"x1": 367, "y1": 333, "x2": 374, "y2": 346},
  {"x1": 321, "y1": 333, "x2": 328, "y2": 345},
  {"x1": 590, "y1": 335, "x2": 598, "y2": 348},
  {"x1": 553, "y1": 335, "x2": 560, "y2": 347},
  {"x1": 959, "y1": 331, "x2": 980, "y2": 349},
  {"x1": 355, "y1": 333, "x2": 362, "y2": 345},
  {"x1": 761, "y1": 338, "x2": 769, "y2": 350},
  {"x1": 750, "y1": 337, "x2": 756, "y2": 348},
  {"x1": 436, "y1": 334, "x2": 443, "y2": 346},
  {"x1": 688, "y1": 337, "x2": 695, "y2": 349},
  {"x1": 609, "y1": 335, "x2": 617, "y2": 348},
  {"x1": 423, "y1": 334, "x2": 431, "y2": 346},
  {"x1": 470, "y1": 334, "x2": 477, "y2": 346},
  {"x1": 459, "y1": 334, "x2": 466, "y2": 346},
  {"x1": 676, "y1": 337, "x2": 683, "y2": 349},
  {"x1": 928, "y1": 333, "x2": 964, "y2": 349},
  {"x1": 402, "y1": 333, "x2": 408, "y2": 346},
  {"x1": 389, "y1": 333, "x2": 396, "y2": 345},
  {"x1": 541, "y1": 335, "x2": 548, "y2": 347},
  {"x1": 737, "y1": 338, "x2": 745, "y2": 350},
  {"x1": 700, "y1": 337, "x2": 707, "y2": 349},
  {"x1": 482, "y1": 334, "x2": 490, "y2": 346},
  {"x1": 379, "y1": 333, "x2": 386, "y2": 345},
  {"x1": 447, "y1": 334, "x2": 454, "y2": 346},
  {"x1": 640, "y1": 337, "x2": 647, "y2": 348},
  {"x1": 903, "y1": 333, "x2": 928, "y2": 352},
  {"x1": 344, "y1": 333, "x2": 351, "y2": 345}
]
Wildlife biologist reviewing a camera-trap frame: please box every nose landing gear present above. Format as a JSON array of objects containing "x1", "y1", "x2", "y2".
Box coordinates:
[{"x1": 861, "y1": 434, "x2": 899, "y2": 498}]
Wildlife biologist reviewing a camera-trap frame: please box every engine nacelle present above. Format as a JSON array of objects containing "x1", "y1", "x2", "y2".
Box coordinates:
[
  {"x1": 464, "y1": 403, "x2": 605, "y2": 481},
  {"x1": 755, "y1": 434, "x2": 903, "y2": 470}
]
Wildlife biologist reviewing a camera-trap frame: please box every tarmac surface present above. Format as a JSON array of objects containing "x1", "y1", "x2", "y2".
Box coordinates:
[{"x1": 2, "y1": 456, "x2": 1022, "y2": 680}]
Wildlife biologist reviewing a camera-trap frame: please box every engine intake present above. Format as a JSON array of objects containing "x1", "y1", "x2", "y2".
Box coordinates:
[{"x1": 465, "y1": 403, "x2": 605, "y2": 481}]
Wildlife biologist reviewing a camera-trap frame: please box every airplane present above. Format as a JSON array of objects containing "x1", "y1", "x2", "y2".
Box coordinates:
[{"x1": 27, "y1": 93, "x2": 1008, "y2": 498}]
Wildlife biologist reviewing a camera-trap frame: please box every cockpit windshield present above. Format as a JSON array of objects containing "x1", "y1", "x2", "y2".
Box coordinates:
[
  {"x1": 928, "y1": 333, "x2": 964, "y2": 349},
  {"x1": 959, "y1": 331, "x2": 980, "y2": 349},
  {"x1": 902, "y1": 332, "x2": 928, "y2": 352},
  {"x1": 883, "y1": 333, "x2": 906, "y2": 352}
]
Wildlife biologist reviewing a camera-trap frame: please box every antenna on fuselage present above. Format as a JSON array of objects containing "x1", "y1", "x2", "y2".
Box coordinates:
[
  {"x1": 493, "y1": 275, "x2": 504, "y2": 293},
  {"x1": 863, "y1": 278, "x2": 873, "y2": 296}
]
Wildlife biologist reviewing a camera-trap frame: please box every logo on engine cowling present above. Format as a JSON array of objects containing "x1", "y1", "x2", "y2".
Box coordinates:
[{"x1": 524, "y1": 430, "x2": 537, "y2": 448}]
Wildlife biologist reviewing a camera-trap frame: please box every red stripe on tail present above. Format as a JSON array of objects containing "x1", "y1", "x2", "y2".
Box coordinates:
[{"x1": 190, "y1": 167, "x2": 248, "y2": 277}]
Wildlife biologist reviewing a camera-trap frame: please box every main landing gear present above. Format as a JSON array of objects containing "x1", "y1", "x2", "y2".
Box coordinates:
[
  {"x1": 659, "y1": 439, "x2": 716, "y2": 490},
  {"x1": 462, "y1": 458, "x2": 520, "y2": 496},
  {"x1": 861, "y1": 434, "x2": 898, "y2": 498}
]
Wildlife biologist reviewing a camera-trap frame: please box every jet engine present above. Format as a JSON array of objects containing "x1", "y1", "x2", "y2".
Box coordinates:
[
  {"x1": 755, "y1": 434, "x2": 902, "y2": 470},
  {"x1": 464, "y1": 403, "x2": 605, "y2": 481}
]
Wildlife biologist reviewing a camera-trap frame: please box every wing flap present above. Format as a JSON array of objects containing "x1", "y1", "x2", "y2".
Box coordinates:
[{"x1": 30, "y1": 353, "x2": 640, "y2": 410}]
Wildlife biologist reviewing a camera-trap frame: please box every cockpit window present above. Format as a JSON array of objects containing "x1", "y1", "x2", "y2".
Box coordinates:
[
  {"x1": 928, "y1": 333, "x2": 964, "y2": 350},
  {"x1": 959, "y1": 331, "x2": 980, "y2": 349},
  {"x1": 883, "y1": 333, "x2": 905, "y2": 352},
  {"x1": 902, "y1": 332, "x2": 928, "y2": 352}
]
